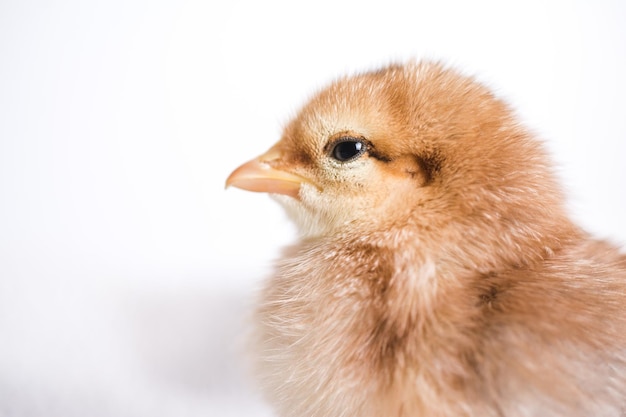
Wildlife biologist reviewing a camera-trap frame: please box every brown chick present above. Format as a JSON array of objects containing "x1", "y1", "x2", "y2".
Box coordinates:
[{"x1": 226, "y1": 62, "x2": 626, "y2": 417}]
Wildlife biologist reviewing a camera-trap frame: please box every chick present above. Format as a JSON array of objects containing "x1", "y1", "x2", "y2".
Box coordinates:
[{"x1": 226, "y1": 62, "x2": 626, "y2": 417}]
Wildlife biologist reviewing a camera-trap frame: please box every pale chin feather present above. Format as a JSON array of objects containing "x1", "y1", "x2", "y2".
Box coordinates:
[
  {"x1": 270, "y1": 184, "x2": 346, "y2": 239},
  {"x1": 270, "y1": 194, "x2": 328, "y2": 239}
]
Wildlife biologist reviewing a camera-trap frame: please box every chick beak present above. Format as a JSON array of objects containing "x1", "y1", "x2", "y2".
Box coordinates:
[{"x1": 225, "y1": 147, "x2": 312, "y2": 199}]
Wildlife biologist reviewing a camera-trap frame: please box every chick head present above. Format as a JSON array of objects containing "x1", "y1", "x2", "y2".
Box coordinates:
[{"x1": 227, "y1": 62, "x2": 566, "y2": 257}]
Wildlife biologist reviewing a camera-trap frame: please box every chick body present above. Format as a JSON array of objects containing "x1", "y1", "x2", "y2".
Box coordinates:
[{"x1": 227, "y1": 62, "x2": 626, "y2": 417}]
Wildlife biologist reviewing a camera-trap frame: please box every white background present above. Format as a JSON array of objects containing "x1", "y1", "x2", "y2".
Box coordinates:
[{"x1": 0, "y1": 1, "x2": 625, "y2": 416}]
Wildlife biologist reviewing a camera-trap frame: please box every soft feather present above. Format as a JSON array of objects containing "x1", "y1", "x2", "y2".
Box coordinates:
[{"x1": 227, "y1": 61, "x2": 626, "y2": 417}]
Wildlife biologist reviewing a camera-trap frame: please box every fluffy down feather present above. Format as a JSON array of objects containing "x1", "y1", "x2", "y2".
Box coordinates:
[{"x1": 226, "y1": 62, "x2": 626, "y2": 417}]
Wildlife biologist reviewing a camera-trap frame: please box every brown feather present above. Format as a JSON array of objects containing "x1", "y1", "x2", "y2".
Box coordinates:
[{"x1": 236, "y1": 61, "x2": 626, "y2": 417}]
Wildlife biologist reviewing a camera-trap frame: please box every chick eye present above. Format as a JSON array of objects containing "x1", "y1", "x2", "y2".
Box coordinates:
[{"x1": 330, "y1": 138, "x2": 366, "y2": 162}]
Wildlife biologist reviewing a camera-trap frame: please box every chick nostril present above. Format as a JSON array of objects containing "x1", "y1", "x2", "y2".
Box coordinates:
[{"x1": 259, "y1": 147, "x2": 284, "y2": 164}]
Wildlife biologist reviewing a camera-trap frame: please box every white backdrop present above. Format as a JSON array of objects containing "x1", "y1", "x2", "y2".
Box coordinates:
[{"x1": 1, "y1": 1, "x2": 625, "y2": 416}]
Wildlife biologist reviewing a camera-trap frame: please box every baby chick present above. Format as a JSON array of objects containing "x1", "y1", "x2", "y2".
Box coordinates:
[{"x1": 226, "y1": 62, "x2": 626, "y2": 417}]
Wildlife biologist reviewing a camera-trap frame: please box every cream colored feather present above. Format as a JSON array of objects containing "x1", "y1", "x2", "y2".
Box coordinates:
[{"x1": 227, "y1": 62, "x2": 626, "y2": 417}]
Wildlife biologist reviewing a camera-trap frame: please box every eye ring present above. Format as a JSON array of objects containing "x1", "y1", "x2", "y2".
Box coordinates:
[{"x1": 329, "y1": 137, "x2": 367, "y2": 162}]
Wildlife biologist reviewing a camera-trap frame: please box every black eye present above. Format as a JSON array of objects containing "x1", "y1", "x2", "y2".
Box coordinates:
[{"x1": 331, "y1": 138, "x2": 366, "y2": 162}]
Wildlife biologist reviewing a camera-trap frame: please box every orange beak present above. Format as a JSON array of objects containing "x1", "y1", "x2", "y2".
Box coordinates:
[{"x1": 225, "y1": 147, "x2": 313, "y2": 199}]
